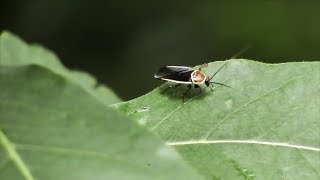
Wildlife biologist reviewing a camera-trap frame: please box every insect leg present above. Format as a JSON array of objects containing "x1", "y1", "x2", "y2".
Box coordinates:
[
  {"x1": 194, "y1": 84, "x2": 202, "y2": 93},
  {"x1": 162, "y1": 83, "x2": 181, "y2": 94},
  {"x1": 182, "y1": 85, "x2": 192, "y2": 102},
  {"x1": 208, "y1": 83, "x2": 214, "y2": 91}
]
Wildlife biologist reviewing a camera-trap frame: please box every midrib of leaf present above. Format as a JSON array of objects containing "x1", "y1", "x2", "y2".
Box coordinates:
[
  {"x1": 167, "y1": 139, "x2": 320, "y2": 152},
  {"x1": 0, "y1": 128, "x2": 34, "y2": 180}
]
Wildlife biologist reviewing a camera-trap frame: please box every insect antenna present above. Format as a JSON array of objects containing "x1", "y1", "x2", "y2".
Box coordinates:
[
  {"x1": 209, "y1": 44, "x2": 251, "y2": 80},
  {"x1": 204, "y1": 44, "x2": 252, "y2": 96},
  {"x1": 210, "y1": 82, "x2": 232, "y2": 89},
  {"x1": 210, "y1": 81, "x2": 236, "y2": 92},
  {"x1": 208, "y1": 63, "x2": 249, "y2": 97},
  {"x1": 210, "y1": 81, "x2": 249, "y2": 97},
  {"x1": 204, "y1": 44, "x2": 252, "y2": 81},
  {"x1": 208, "y1": 62, "x2": 228, "y2": 81},
  {"x1": 230, "y1": 44, "x2": 252, "y2": 59}
]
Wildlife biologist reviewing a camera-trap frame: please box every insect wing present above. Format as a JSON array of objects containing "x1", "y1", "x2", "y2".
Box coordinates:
[{"x1": 154, "y1": 66, "x2": 194, "y2": 82}]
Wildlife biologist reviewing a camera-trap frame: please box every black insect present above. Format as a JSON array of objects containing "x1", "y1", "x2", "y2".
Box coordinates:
[{"x1": 154, "y1": 62, "x2": 231, "y2": 101}]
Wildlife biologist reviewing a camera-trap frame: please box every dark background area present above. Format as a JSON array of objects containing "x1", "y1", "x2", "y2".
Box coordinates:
[{"x1": 1, "y1": 0, "x2": 319, "y2": 100}]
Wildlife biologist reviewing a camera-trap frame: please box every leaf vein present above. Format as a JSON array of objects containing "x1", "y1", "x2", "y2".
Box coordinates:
[
  {"x1": 14, "y1": 143, "x2": 157, "y2": 173},
  {"x1": 151, "y1": 97, "x2": 195, "y2": 130},
  {"x1": 0, "y1": 129, "x2": 34, "y2": 180},
  {"x1": 203, "y1": 71, "x2": 313, "y2": 139},
  {"x1": 167, "y1": 139, "x2": 320, "y2": 152},
  {"x1": 297, "y1": 150, "x2": 320, "y2": 176}
]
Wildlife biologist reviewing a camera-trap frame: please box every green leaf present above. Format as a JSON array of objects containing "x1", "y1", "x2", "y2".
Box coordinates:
[
  {"x1": 0, "y1": 65, "x2": 203, "y2": 180},
  {"x1": 0, "y1": 31, "x2": 121, "y2": 105},
  {"x1": 115, "y1": 60, "x2": 320, "y2": 179}
]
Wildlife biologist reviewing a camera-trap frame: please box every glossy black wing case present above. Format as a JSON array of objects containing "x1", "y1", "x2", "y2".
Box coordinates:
[{"x1": 154, "y1": 66, "x2": 194, "y2": 82}]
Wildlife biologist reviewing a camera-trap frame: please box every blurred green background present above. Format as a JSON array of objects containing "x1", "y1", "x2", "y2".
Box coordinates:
[{"x1": 1, "y1": 1, "x2": 319, "y2": 100}]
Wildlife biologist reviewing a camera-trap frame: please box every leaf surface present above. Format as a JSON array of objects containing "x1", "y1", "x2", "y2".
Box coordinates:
[
  {"x1": 116, "y1": 60, "x2": 320, "y2": 179},
  {"x1": 0, "y1": 65, "x2": 203, "y2": 180}
]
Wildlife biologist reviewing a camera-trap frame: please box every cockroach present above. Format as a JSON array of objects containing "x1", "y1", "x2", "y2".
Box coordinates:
[{"x1": 154, "y1": 62, "x2": 232, "y2": 101}]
